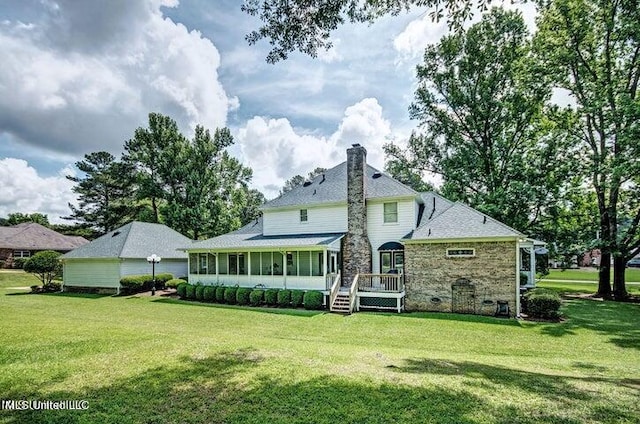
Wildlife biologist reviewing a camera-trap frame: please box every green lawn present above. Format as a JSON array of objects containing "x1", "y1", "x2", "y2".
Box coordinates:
[
  {"x1": 543, "y1": 267, "x2": 640, "y2": 284},
  {"x1": 1, "y1": 271, "x2": 639, "y2": 424}
]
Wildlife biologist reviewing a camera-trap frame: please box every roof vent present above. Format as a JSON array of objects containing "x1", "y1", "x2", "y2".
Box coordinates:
[
  {"x1": 313, "y1": 189, "x2": 317, "y2": 195},
  {"x1": 352, "y1": 143, "x2": 361, "y2": 147},
  {"x1": 483, "y1": 216, "x2": 487, "y2": 224},
  {"x1": 302, "y1": 180, "x2": 312, "y2": 187},
  {"x1": 320, "y1": 174, "x2": 326, "y2": 184},
  {"x1": 112, "y1": 231, "x2": 121, "y2": 237},
  {"x1": 372, "y1": 172, "x2": 382, "y2": 179}
]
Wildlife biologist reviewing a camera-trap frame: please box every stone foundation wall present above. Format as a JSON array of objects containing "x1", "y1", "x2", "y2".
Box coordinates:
[{"x1": 405, "y1": 241, "x2": 517, "y2": 316}]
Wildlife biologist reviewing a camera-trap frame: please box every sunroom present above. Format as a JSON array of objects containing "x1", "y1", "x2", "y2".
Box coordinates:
[{"x1": 184, "y1": 232, "x2": 344, "y2": 291}]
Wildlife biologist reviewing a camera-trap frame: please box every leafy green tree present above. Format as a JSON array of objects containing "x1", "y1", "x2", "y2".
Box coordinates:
[
  {"x1": 123, "y1": 113, "x2": 182, "y2": 223},
  {"x1": 534, "y1": 0, "x2": 640, "y2": 299},
  {"x1": 65, "y1": 152, "x2": 135, "y2": 233},
  {"x1": 242, "y1": 0, "x2": 496, "y2": 62},
  {"x1": 160, "y1": 127, "x2": 255, "y2": 239},
  {"x1": 23, "y1": 250, "x2": 62, "y2": 288},
  {"x1": 240, "y1": 189, "x2": 267, "y2": 225},
  {"x1": 3, "y1": 213, "x2": 50, "y2": 226},
  {"x1": 386, "y1": 8, "x2": 573, "y2": 235},
  {"x1": 384, "y1": 149, "x2": 434, "y2": 192}
]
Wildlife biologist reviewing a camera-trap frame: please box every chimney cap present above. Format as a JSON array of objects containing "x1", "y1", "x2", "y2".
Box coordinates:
[{"x1": 351, "y1": 143, "x2": 361, "y2": 147}]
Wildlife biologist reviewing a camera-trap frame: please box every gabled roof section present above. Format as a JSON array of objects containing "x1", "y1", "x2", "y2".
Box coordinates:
[
  {"x1": 231, "y1": 216, "x2": 263, "y2": 235},
  {"x1": 262, "y1": 161, "x2": 418, "y2": 210},
  {"x1": 63, "y1": 221, "x2": 193, "y2": 259},
  {"x1": 408, "y1": 202, "x2": 524, "y2": 241},
  {"x1": 0, "y1": 223, "x2": 88, "y2": 251}
]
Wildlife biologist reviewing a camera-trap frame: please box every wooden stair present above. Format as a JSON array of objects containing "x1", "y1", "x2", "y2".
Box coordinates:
[{"x1": 330, "y1": 290, "x2": 351, "y2": 314}]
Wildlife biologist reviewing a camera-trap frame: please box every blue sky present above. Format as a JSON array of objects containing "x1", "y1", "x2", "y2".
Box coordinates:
[{"x1": 0, "y1": 0, "x2": 535, "y2": 223}]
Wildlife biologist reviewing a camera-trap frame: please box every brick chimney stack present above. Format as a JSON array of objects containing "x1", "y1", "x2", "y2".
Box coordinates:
[{"x1": 342, "y1": 144, "x2": 372, "y2": 285}]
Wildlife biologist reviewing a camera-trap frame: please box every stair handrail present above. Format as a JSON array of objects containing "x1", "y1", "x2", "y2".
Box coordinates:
[
  {"x1": 348, "y1": 274, "x2": 359, "y2": 314},
  {"x1": 329, "y1": 271, "x2": 341, "y2": 311}
]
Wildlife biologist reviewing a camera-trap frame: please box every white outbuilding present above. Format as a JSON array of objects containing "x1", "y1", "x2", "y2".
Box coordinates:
[{"x1": 61, "y1": 221, "x2": 192, "y2": 293}]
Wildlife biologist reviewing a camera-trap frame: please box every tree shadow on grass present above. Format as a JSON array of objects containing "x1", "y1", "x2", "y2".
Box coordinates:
[
  {"x1": 42, "y1": 292, "x2": 113, "y2": 299},
  {"x1": 3, "y1": 349, "x2": 602, "y2": 424},
  {"x1": 539, "y1": 298, "x2": 640, "y2": 350},
  {"x1": 151, "y1": 297, "x2": 326, "y2": 318}
]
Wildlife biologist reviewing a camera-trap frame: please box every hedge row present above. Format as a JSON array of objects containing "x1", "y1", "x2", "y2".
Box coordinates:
[
  {"x1": 522, "y1": 288, "x2": 562, "y2": 320},
  {"x1": 176, "y1": 283, "x2": 324, "y2": 310},
  {"x1": 119, "y1": 273, "x2": 174, "y2": 293}
]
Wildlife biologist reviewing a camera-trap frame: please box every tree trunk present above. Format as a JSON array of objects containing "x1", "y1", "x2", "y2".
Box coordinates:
[
  {"x1": 612, "y1": 256, "x2": 628, "y2": 300},
  {"x1": 597, "y1": 252, "x2": 612, "y2": 299}
]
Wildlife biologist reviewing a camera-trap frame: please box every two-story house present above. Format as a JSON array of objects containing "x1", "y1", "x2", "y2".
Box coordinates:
[{"x1": 184, "y1": 145, "x2": 539, "y2": 317}]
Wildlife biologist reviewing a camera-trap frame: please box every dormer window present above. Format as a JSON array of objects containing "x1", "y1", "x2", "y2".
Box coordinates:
[
  {"x1": 300, "y1": 209, "x2": 308, "y2": 222},
  {"x1": 383, "y1": 202, "x2": 398, "y2": 223}
]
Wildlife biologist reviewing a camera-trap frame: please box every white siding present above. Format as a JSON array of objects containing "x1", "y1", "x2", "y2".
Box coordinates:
[
  {"x1": 263, "y1": 205, "x2": 347, "y2": 236},
  {"x1": 119, "y1": 258, "x2": 188, "y2": 279},
  {"x1": 367, "y1": 199, "x2": 418, "y2": 273},
  {"x1": 63, "y1": 259, "x2": 121, "y2": 288}
]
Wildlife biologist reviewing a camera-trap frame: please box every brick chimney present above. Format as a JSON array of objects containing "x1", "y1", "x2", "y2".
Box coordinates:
[{"x1": 341, "y1": 144, "x2": 372, "y2": 285}]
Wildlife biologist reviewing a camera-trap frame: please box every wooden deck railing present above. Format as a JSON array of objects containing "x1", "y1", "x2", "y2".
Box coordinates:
[
  {"x1": 349, "y1": 273, "x2": 359, "y2": 313},
  {"x1": 329, "y1": 271, "x2": 341, "y2": 310},
  {"x1": 326, "y1": 273, "x2": 338, "y2": 290},
  {"x1": 357, "y1": 274, "x2": 404, "y2": 293}
]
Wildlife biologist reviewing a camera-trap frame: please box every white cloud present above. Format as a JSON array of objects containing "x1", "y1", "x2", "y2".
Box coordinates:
[
  {"x1": 237, "y1": 98, "x2": 392, "y2": 198},
  {"x1": 393, "y1": 13, "x2": 448, "y2": 58},
  {"x1": 0, "y1": 158, "x2": 76, "y2": 224},
  {"x1": 0, "y1": 0, "x2": 230, "y2": 156}
]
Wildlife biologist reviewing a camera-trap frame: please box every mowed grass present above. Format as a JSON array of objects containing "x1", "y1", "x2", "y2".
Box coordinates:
[
  {"x1": 543, "y1": 267, "x2": 640, "y2": 284},
  {"x1": 1, "y1": 271, "x2": 639, "y2": 424}
]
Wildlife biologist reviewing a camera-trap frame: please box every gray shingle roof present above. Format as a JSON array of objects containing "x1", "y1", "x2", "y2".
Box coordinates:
[
  {"x1": 407, "y1": 202, "x2": 524, "y2": 241},
  {"x1": 63, "y1": 222, "x2": 193, "y2": 259},
  {"x1": 262, "y1": 161, "x2": 418, "y2": 210},
  {"x1": 187, "y1": 230, "x2": 344, "y2": 251},
  {"x1": 0, "y1": 223, "x2": 88, "y2": 251}
]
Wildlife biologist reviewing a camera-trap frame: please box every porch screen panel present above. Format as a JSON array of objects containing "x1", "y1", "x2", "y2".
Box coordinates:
[
  {"x1": 189, "y1": 253, "x2": 198, "y2": 273},
  {"x1": 198, "y1": 253, "x2": 208, "y2": 274},
  {"x1": 250, "y1": 252, "x2": 261, "y2": 275},
  {"x1": 261, "y1": 252, "x2": 272, "y2": 275},
  {"x1": 273, "y1": 252, "x2": 283, "y2": 275},
  {"x1": 238, "y1": 254, "x2": 247, "y2": 275},
  {"x1": 229, "y1": 254, "x2": 238, "y2": 275},
  {"x1": 218, "y1": 253, "x2": 228, "y2": 275},
  {"x1": 287, "y1": 252, "x2": 297, "y2": 276},
  {"x1": 207, "y1": 254, "x2": 216, "y2": 274},
  {"x1": 298, "y1": 251, "x2": 311, "y2": 276},
  {"x1": 312, "y1": 251, "x2": 324, "y2": 276}
]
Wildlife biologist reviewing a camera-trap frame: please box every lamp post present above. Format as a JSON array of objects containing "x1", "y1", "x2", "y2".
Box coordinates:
[{"x1": 146, "y1": 254, "x2": 161, "y2": 295}]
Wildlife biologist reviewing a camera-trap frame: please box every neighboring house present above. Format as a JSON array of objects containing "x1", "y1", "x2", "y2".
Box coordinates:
[
  {"x1": 183, "y1": 145, "x2": 539, "y2": 317},
  {"x1": 61, "y1": 222, "x2": 192, "y2": 293},
  {"x1": 0, "y1": 222, "x2": 88, "y2": 268}
]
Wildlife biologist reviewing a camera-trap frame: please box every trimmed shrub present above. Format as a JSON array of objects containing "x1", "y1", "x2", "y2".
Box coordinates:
[
  {"x1": 24, "y1": 250, "x2": 62, "y2": 287},
  {"x1": 236, "y1": 287, "x2": 252, "y2": 305},
  {"x1": 290, "y1": 290, "x2": 304, "y2": 308},
  {"x1": 176, "y1": 282, "x2": 188, "y2": 298},
  {"x1": 264, "y1": 288, "x2": 279, "y2": 306},
  {"x1": 303, "y1": 290, "x2": 324, "y2": 310},
  {"x1": 215, "y1": 286, "x2": 226, "y2": 303},
  {"x1": 153, "y1": 273, "x2": 174, "y2": 290},
  {"x1": 224, "y1": 286, "x2": 238, "y2": 304},
  {"x1": 185, "y1": 284, "x2": 196, "y2": 300},
  {"x1": 165, "y1": 278, "x2": 186, "y2": 289},
  {"x1": 120, "y1": 275, "x2": 148, "y2": 293},
  {"x1": 523, "y1": 288, "x2": 562, "y2": 319},
  {"x1": 277, "y1": 289, "x2": 291, "y2": 307},
  {"x1": 249, "y1": 289, "x2": 264, "y2": 306},
  {"x1": 203, "y1": 285, "x2": 215, "y2": 301},
  {"x1": 520, "y1": 272, "x2": 529, "y2": 286},
  {"x1": 12, "y1": 257, "x2": 28, "y2": 269},
  {"x1": 195, "y1": 285, "x2": 205, "y2": 300}
]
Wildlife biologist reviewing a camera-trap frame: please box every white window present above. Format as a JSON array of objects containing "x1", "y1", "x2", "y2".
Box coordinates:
[
  {"x1": 300, "y1": 209, "x2": 308, "y2": 222},
  {"x1": 383, "y1": 202, "x2": 398, "y2": 223},
  {"x1": 446, "y1": 248, "x2": 476, "y2": 258},
  {"x1": 13, "y1": 250, "x2": 30, "y2": 258}
]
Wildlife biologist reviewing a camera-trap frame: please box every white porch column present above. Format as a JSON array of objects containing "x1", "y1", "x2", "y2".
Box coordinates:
[
  {"x1": 529, "y1": 247, "x2": 536, "y2": 288},
  {"x1": 515, "y1": 241, "x2": 521, "y2": 318}
]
